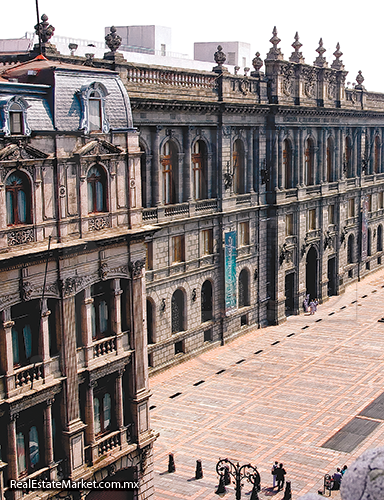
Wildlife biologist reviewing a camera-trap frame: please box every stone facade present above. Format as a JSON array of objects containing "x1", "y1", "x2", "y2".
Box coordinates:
[
  {"x1": 2, "y1": 22, "x2": 384, "y2": 430},
  {"x1": 0, "y1": 50, "x2": 156, "y2": 499}
]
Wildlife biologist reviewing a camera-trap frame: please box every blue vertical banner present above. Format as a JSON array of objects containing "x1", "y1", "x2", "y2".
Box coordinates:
[
  {"x1": 361, "y1": 195, "x2": 368, "y2": 262},
  {"x1": 225, "y1": 231, "x2": 237, "y2": 316}
]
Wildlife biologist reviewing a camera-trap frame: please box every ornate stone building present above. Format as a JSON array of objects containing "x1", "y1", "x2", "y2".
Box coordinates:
[
  {"x1": 0, "y1": 21, "x2": 156, "y2": 500},
  {"x1": 2, "y1": 18, "x2": 384, "y2": 497}
]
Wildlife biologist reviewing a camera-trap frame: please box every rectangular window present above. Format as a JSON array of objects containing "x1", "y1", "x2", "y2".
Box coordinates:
[
  {"x1": 379, "y1": 192, "x2": 384, "y2": 209},
  {"x1": 10, "y1": 111, "x2": 23, "y2": 135},
  {"x1": 227, "y1": 52, "x2": 236, "y2": 65},
  {"x1": 172, "y1": 235, "x2": 185, "y2": 263},
  {"x1": 285, "y1": 214, "x2": 294, "y2": 236},
  {"x1": 146, "y1": 242, "x2": 153, "y2": 270},
  {"x1": 368, "y1": 194, "x2": 372, "y2": 212},
  {"x1": 161, "y1": 44, "x2": 166, "y2": 56},
  {"x1": 239, "y1": 222, "x2": 250, "y2": 246},
  {"x1": 308, "y1": 209, "x2": 316, "y2": 230},
  {"x1": 328, "y1": 204, "x2": 335, "y2": 225},
  {"x1": 202, "y1": 229, "x2": 213, "y2": 255},
  {"x1": 348, "y1": 199, "x2": 355, "y2": 218},
  {"x1": 89, "y1": 99, "x2": 102, "y2": 132}
]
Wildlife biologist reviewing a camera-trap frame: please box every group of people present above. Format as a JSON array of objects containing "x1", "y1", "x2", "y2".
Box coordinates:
[
  {"x1": 331, "y1": 465, "x2": 348, "y2": 490},
  {"x1": 303, "y1": 294, "x2": 319, "y2": 315},
  {"x1": 271, "y1": 462, "x2": 287, "y2": 491}
]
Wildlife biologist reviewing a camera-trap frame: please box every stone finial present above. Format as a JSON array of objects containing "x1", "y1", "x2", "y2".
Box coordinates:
[
  {"x1": 355, "y1": 70, "x2": 365, "y2": 90},
  {"x1": 244, "y1": 67, "x2": 250, "y2": 77},
  {"x1": 234, "y1": 66, "x2": 240, "y2": 75},
  {"x1": 266, "y1": 26, "x2": 284, "y2": 61},
  {"x1": 252, "y1": 52, "x2": 263, "y2": 72},
  {"x1": 69, "y1": 43, "x2": 78, "y2": 56},
  {"x1": 289, "y1": 32, "x2": 305, "y2": 63},
  {"x1": 214, "y1": 45, "x2": 226, "y2": 67},
  {"x1": 34, "y1": 14, "x2": 55, "y2": 44},
  {"x1": 331, "y1": 43, "x2": 344, "y2": 70},
  {"x1": 105, "y1": 26, "x2": 122, "y2": 53},
  {"x1": 314, "y1": 38, "x2": 328, "y2": 67}
]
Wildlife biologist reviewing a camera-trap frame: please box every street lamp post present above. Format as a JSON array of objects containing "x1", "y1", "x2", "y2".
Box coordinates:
[{"x1": 215, "y1": 458, "x2": 261, "y2": 500}]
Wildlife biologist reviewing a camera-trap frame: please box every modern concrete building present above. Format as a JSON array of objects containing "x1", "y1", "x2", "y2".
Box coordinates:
[{"x1": 194, "y1": 41, "x2": 251, "y2": 69}]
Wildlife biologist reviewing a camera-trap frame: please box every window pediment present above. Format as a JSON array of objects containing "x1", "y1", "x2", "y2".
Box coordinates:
[
  {"x1": 74, "y1": 139, "x2": 123, "y2": 157},
  {"x1": 0, "y1": 143, "x2": 49, "y2": 161},
  {"x1": 0, "y1": 96, "x2": 31, "y2": 137}
]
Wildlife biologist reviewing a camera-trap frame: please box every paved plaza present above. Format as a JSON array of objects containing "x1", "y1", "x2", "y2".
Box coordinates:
[{"x1": 149, "y1": 269, "x2": 384, "y2": 499}]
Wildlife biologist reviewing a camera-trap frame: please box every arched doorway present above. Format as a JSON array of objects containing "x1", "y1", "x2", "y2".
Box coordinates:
[
  {"x1": 285, "y1": 273, "x2": 295, "y2": 316},
  {"x1": 306, "y1": 246, "x2": 318, "y2": 300},
  {"x1": 85, "y1": 468, "x2": 136, "y2": 499}
]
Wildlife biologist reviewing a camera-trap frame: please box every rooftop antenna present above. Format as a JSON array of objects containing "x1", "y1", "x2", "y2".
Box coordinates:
[{"x1": 35, "y1": 0, "x2": 42, "y2": 54}]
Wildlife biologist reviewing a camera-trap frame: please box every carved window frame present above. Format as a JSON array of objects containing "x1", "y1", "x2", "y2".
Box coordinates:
[
  {"x1": 0, "y1": 96, "x2": 31, "y2": 137},
  {"x1": 78, "y1": 82, "x2": 110, "y2": 134}
]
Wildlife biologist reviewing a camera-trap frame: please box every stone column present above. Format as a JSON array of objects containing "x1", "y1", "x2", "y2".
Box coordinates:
[
  {"x1": 322, "y1": 129, "x2": 327, "y2": 183},
  {"x1": 44, "y1": 399, "x2": 55, "y2": 466},
  {"x1": 352, "y1": 129, "x2": 358, "y2": 177},
  {"x1": 298, "y1": 128, "x2": 305, "y2": 186},
  {"x1": 82, "y1": 288, "x2": 94, "y2": 366},
  {"x1": 184, "y1": 128, "x2": 192, "y2": 201},
  {"x1": 40, "y1": 299, "x2": 51, "y2": 379},
  {"x1": 247, "y1": 128, "x2": 254, "y2": 193},
  {"x1": 152, "y1": 127, "x2": 161, "y2": 206},
  {"x1": 278, "y1": 128, "x2": 284, "y2": 189},
  {"x1": 111, "y1": 279, "x2": 123, "y2": 354},
  {"x1": 316, "y1": 128, "x2": 323, "y2": 185},
  {"x1": 7, "y1": 414, "x2": 18, "y2": 482},
  {"x1": 1, "y1": 309, "x2": 15, "y2": 396},
  {"x1": 335, "y1": 128, "x2": 341, "y2": 180},
  {"x1": 380, "y1": 128, "x2": 384, "y2": 174},
  {"x1": 177, "y1": 153, "x2": 185, "y2": 203}
]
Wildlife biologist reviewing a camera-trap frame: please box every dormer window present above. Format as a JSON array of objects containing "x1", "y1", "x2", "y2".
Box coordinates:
[
  {"x1": 0, "y1": 96, "x2": 31, "y2": 136},
  {"x1": 78, "y1": 82, "x2": 109, "y2": 134},
  {"x1": 89, "y1": 91, "x2": 102, "y2": 132},
  {"x1": 9, "y1": 102, "x2": 24, "y2": 135}
]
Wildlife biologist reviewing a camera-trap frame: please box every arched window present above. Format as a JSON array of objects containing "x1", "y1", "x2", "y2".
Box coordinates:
[
  {"x1": 238, "y1": 269, "x2": 250, "y2": 308},
  {"x1": 147, "y1": 298, "x2": 155, "y2": 344},
  {"x1": 201, "y1": 280, "x2": 213, "y2": 323},
  {"x1": 305, "y1": 138, "x2": 314, "y2": 186},
  {"x1": 374, "y1": 136, "x2": 380, "y2": 174},
  {"x1": 283, "y1": 139, "x2": 293, "y2": 189},
  {"x1": 90, "y1": 283, "x2": 110, "y2": 340},
  {"x1": 161, "y1": 141, "x2": 178, "y2": 205},
  {"x1": 11, "y1": 301, "x2": 39, "y2": 367},
  {"x1": 347, "y1": 234, "x2": 354, "y2": 264},
  {"x1": 378, "y1": 225, "x2": 383, "y2": 253},
  {"x1": 9, "y1": 102, "x2": 24, "y2": 135},
  {"x1": 345, "y1": 137, "x2": 352, "y2": 178},
  {"x1": 140, "y1": 144, "x2": 147, "y2": 208},
  {"x1": 326, "y1": 137, "x2": 334, "y2": 182},
  {"x1": 368, "y1": 228, "x2": 372, "y2": 256},
  {"x1": 6, "y1": 171, "x2": 31, "y2": 226},
  {"x1": 233, "y1": 139, "x2": 245, "y2": 194},
  {"x1": 171, "y1": 289, "x2": 185, "y2": 333},
  {"x1": 87, "y1": 165, "x2": 107, "y2": 213},
  {"x1": 192, "y1": 140, "x2": 207, "y2": 200}
]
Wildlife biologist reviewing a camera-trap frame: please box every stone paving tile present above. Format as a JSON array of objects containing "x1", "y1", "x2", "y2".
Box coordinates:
[{"x1": 149, "y1": 268, "x2": 384, "y2": 499}]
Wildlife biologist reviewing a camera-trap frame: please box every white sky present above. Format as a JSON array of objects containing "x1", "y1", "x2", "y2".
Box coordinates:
[{"x1": 2, "y1": 0, "x2": 383, "y2": 92}]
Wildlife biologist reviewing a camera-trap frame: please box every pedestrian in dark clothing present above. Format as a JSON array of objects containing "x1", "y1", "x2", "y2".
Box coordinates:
[
  {"x1": 332, "y1": 468, "x2": 342, "y2": 490},
  {"x1": 341, "y1": 465, "x2": 348, "y2": 476},
  {"x1": 275, "y1": 463, "x2": 286, "y2": 491}
]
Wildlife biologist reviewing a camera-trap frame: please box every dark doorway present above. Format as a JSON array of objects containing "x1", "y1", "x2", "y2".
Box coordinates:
[
  {"x1": 285, "y1": 273, "x2": 295, "y2": 316},
  {"x1": 85, "y1": 468, "x2": 136, "y2": 499},
  {"x1": 328, "y1": 257, "x2": 337, "y2": 297},
  {"x1": 306, "y1": 246, "x2": 318, "y2": 300}
]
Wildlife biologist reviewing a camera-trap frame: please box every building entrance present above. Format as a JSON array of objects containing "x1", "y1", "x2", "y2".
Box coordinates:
[
  {"x1": 306, "y1": 246, "x2": 318, "y2": 300},
  {"x1": 328, "y1": 257, "x2": 337, "y2": 296},
  {"x1": 285, "y1": 273, "x2": 295, "y2": 316}
]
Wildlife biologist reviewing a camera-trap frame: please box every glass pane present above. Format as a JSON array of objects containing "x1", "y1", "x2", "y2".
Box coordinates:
[
  {"x1": 91, "y1": 303, "x2": 96, "y2": 339},
  {"x1": 23, "y1": 324, "x2": 32, "y2": 360},
  {"x1": 6, "y1": 190, "x2": 14, "y2": 225},
  {"x1": 99, "y1": 300, "x2": 108, "y2": 334},
  {"x1": 89, "y1": 99, "x2": 102, "y2": 131},
  {"x1": 103, "y1": 393, "x2": 111, "y2": 429},
  {"x1": 94, "y1": 398, "x2": 101, "y2": 434},
  {"x1": 12, "y1": 328, "x2": 19, "y2": 365},
  {"x1": 96, "y1": 180, "x2": 104, "y2": 212},
  {"x1": 10, "y1": 111, "x2": 23, "y2": 135},
  {"x1": 16, "y1": 432, "x2": 26, "y2": 474},
  {"x1": 18, "y1": 189, "x2": 27, "y2": 223},
  {"x1": 29, "y1": 426, "x2": 39, "y2": 467},
  {"x1": 87, "y1": 181, "x2": 93, "y2": 213}
]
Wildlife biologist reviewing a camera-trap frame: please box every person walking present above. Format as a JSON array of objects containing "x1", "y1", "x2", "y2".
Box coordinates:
[
  {"x1": 275, "y1": 463, "x2": 286, "y2": 491},
  {"x1": 309, "y1": 300, "x2": 316, "y2": 315},
  {"x1": 271, "y1": 461, "x2": 278, "y2": 489}
]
